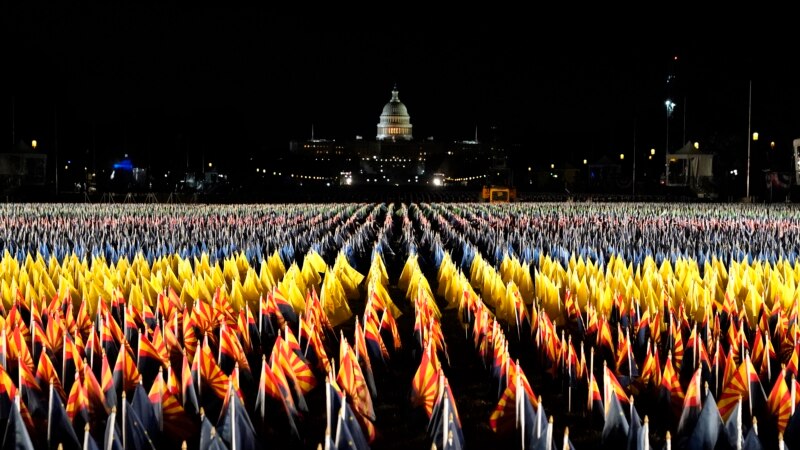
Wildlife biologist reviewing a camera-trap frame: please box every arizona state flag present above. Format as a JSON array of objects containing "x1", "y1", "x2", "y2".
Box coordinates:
[
  {"x1": 112, "y1": 340, "x2": 141, "y2": 394},
  {"x1": 411, "y1": 342, "x2": 441, "y2": 418},
  {"x1": 677, "y1": 367, "x2": 703, "y2": 437},
  {"x1": 604, "y1": 365, "x2": 629, "y2": 409},
  {"x1": 588, "y1": 373, "x2": 605, "y2": 422},
  {"x1": 717, "y1": 354, "x2": 762, "y2": 420},
  {"x1": 199, "y1": 335, "x2": 230, "y2": 400},
  {"x1": 767, "y1": 369, "x2": 791, "y2": 432},
  {"x1": 659, "y1": 352, "x2": 684, "y2": 414}
]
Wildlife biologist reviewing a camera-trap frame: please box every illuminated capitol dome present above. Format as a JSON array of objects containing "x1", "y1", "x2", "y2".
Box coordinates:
[{"x1": 376, "y1": 85, "x2": 413, "y2": 141}]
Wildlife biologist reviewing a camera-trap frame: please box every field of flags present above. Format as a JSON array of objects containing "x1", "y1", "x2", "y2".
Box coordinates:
[{"x1": 2, "y1": 202, "x2": 800, "y2": 449}]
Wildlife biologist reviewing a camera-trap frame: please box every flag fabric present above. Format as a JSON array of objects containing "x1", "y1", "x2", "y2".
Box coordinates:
[
  {"x1": 181, "y1": 350, "x2": 199, "y2": 416},
  {"x1": 411, "y1": 342, "x2": 440, "y2": 418},
  {"x1": 684, "y1": 389, "x2": 724, "y2": 450},
  {"x1": 601, "y1": 392, "x2": 629, "y2": 447},
  {"x1": 723, "y1": 396, "x2": 743, "y2": 450},
  {"x1": 718, "y1": 355, "x2": 762, "y2": 420},
  {"x1": 604, "y1": 365, "x2": 629, "y2": 409},
  {"x1": 36, "y1": 352, "x2": 67, "y2": 402},
  {"x1": 275, "y1": 334, "x2": 316, "y2": 395},
  {"x1": 218, "y1": 322, "x2": 249, "y2": 373},
  {"x1": 677, "y1": 367, "x2": 703, "y2": 437},
  {"x1": 137, "y1": 333, "x2": 164, "y2": 384},
  {"x1": 767, "y1": 369, "x2": 791, "y2": 432},
  {"x1": 65, "y1": 373, "x2": 90, "y2": 431},
  {"x1": 48, "y1": 383, "x2": 82, "y2": 450},
  {"x1": 489, "y1": 383, "x2": 515, "y2": 434},
  {"x1": 99, "y1": 350, "x2": 117, "y2": 412},
  {"x1": 216, "y1": 383, "x2": 258, "y2": 450},
  {"x1": 112, "y1": 340, "x2": 141, "y2": 395},
  {"x1": 742, "y1": 420, "x2": 763, "y2": 450},
  {"x1": 659, "y1": 353, "x2": 684, "y2": 414},
  {"x1": 2, "y1": 395, "x2": 35, "y2": 450},
  {"x1": 131, "y1": 382, "x2": 161, "y2": 445},
  {"x1": 588, "y1": 372, "x2": 605, "y2": 422},
  {"x1": 427, "y1": 377, "x2": 464, "y2": 450},
  {"x1": 255, "y1": 356, "x2": 299, "y2": 440},
  {"x1": 121, "y1": 393, "x2": 157, "y2": 450},
  {"x1": 327, "y1": 378, "x2": 369, "y2": 450},
  {"x1": 199, "y1": 336, "x2": 229, "y2": 400},
  {"x1": 337, "y1": 338, "x2": 376, "y2": 440}
]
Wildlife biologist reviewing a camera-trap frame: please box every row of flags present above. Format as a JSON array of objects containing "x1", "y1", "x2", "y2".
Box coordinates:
[
  {"x1": 424, "y1": 202, "x2": 800, "y2": 272},
  {"x1": 4, "y1": 200, "x2": 800, "y2": 449},
  {"x1": 0, "y1": 203, "x2": 383, "y2": 268},
  {"x1": 0, "y1": 202, "x2": 409, "y2": 449},
  {"x1": 419, "y1": 202, "x2": 800, "y2": 449}
]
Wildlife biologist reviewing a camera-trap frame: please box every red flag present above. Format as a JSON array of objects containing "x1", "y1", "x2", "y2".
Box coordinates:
[
  {"x1": 604, "y1": 365, "x2": 629, "y2": 409},
  {"x1": 660, "y1": 352, "x2": 684, "y2": 411},
  {"x1": 767, "y1": 369, "x2": 791, "y2": 432},
  {"x1": 275, "y1": 334, "x2": 316, "y2": 394},
  {"x1": 36, "y1": 351, "x2": 67, "y2": 400},
  {"x1": 718, "y1": 355, "x2": 760, "y2": 420},
  {"x1": 100, "y1": 350, "x2": 116, "y2": 410},
  {"x1": 411, "y1": 341, "x2": 440, "y2": 417},
  {"x1": 199, "y1": 335, "x2": 229, "y2": 400},
  {"x1": 219, "y1": 323, "x2": 250, "y2": 372},
  {"x1": 150, "y1": 367, "x2": 194, "y2": 441},
  {"x1": 337, "y1": 338, "x2": 375, "y2": 422},
  {"x1": 112, "y1": 340, "x2": 141, "y2": 393},
  {"x1": 66, "y1": 372, "x2": 89, "y2": 423}
]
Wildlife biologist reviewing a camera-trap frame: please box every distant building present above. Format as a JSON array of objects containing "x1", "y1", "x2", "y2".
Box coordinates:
[
  {"x1": 376, "y1": 86, "x2": 413, "y2": 141},
  {"x1": 288, "y1": 86, "x2": 509, "y2": 185},
  {"x1": 0, "y1": 141, "x2": 47, "y2": 190}
]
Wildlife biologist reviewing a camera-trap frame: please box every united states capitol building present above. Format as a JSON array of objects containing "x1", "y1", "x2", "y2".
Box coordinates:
[{"x1": 289, "y1": 86, "x2": 505, "y2": 186}]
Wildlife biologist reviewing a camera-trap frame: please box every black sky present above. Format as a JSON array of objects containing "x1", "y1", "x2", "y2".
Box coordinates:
[{"x1": 4, "y1": 7, "x2": 799, "y2": 172}]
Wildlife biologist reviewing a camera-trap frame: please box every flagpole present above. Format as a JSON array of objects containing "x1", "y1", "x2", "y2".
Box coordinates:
[
  {"x1": 746, "y1": 352, "x2": 753, "y2": 414},
  {"x1": 517, "y1": 364, "x2": 524, "y2": 450},
  {"x1": 231, "y1": 383, "x2": 237, "y2": 450},
  {"x1": 442, "y1": 387, "x2": 449, "y2": 450},
  {"x1": 325, "y1": 377, "x2": 332, "y2": 437},
  {"x1": 84, "y1": 423, "x2": 91, "y2": 450},
  {"x1": 715, "y1": 338, "x2": 720, "y2": 397},
  {"x1": 643, "y1": 416, "x2": 649, "y2": 450},
  {"x1": 122, "y1": 392, "x2": 127, "y2": 449},
  {"x1": 736, "y1": 396, "x2": 742, "y2": 450},
  {"x1": 48, "y1": 383, "x2": 54, "y2": 447},
  {"x1": 566, "y1": 335, "x2": 572, "y2": 414},
  {"x1": 335, "y1": 393, "x2": 346, "y2": 448}
]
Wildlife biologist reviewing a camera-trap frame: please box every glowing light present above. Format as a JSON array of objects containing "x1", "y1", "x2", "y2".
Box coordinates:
[
  {"x1": 619, "y1": 154, "x2": 625, "y2": 160},
  {"x1": 693, "y1": 142, "x2": 699, "y2": 149},
  {"x1": 752, "y1": 132, "x2": 759, "y2": 141},
  {"x1": 583, "y1": 159, "x2": 587, "y2": 165},
  {"x1": 31, "y1": 140, "x2": 37, "y2": 150},
  {"x1": 650, "y1": 148, "x2": 656, "y2": 155}
]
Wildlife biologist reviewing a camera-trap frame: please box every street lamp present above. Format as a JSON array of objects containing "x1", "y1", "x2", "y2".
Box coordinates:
[
  {"x1": 665, "y1": 99, "x2": 676, "y2": 152},
  {"x1": 31, "y1": 140, "x2": 37, "y2": 150}
]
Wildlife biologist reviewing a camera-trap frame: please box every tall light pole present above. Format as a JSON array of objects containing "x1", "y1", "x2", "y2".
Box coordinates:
[{"x1": 746, "y1": 80, "x2": 752, "y2": 199}]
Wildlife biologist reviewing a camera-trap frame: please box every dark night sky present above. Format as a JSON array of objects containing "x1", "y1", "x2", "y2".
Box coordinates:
[{"x1": 4, "y1": 7, "x2": 799, "y2": 173}]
